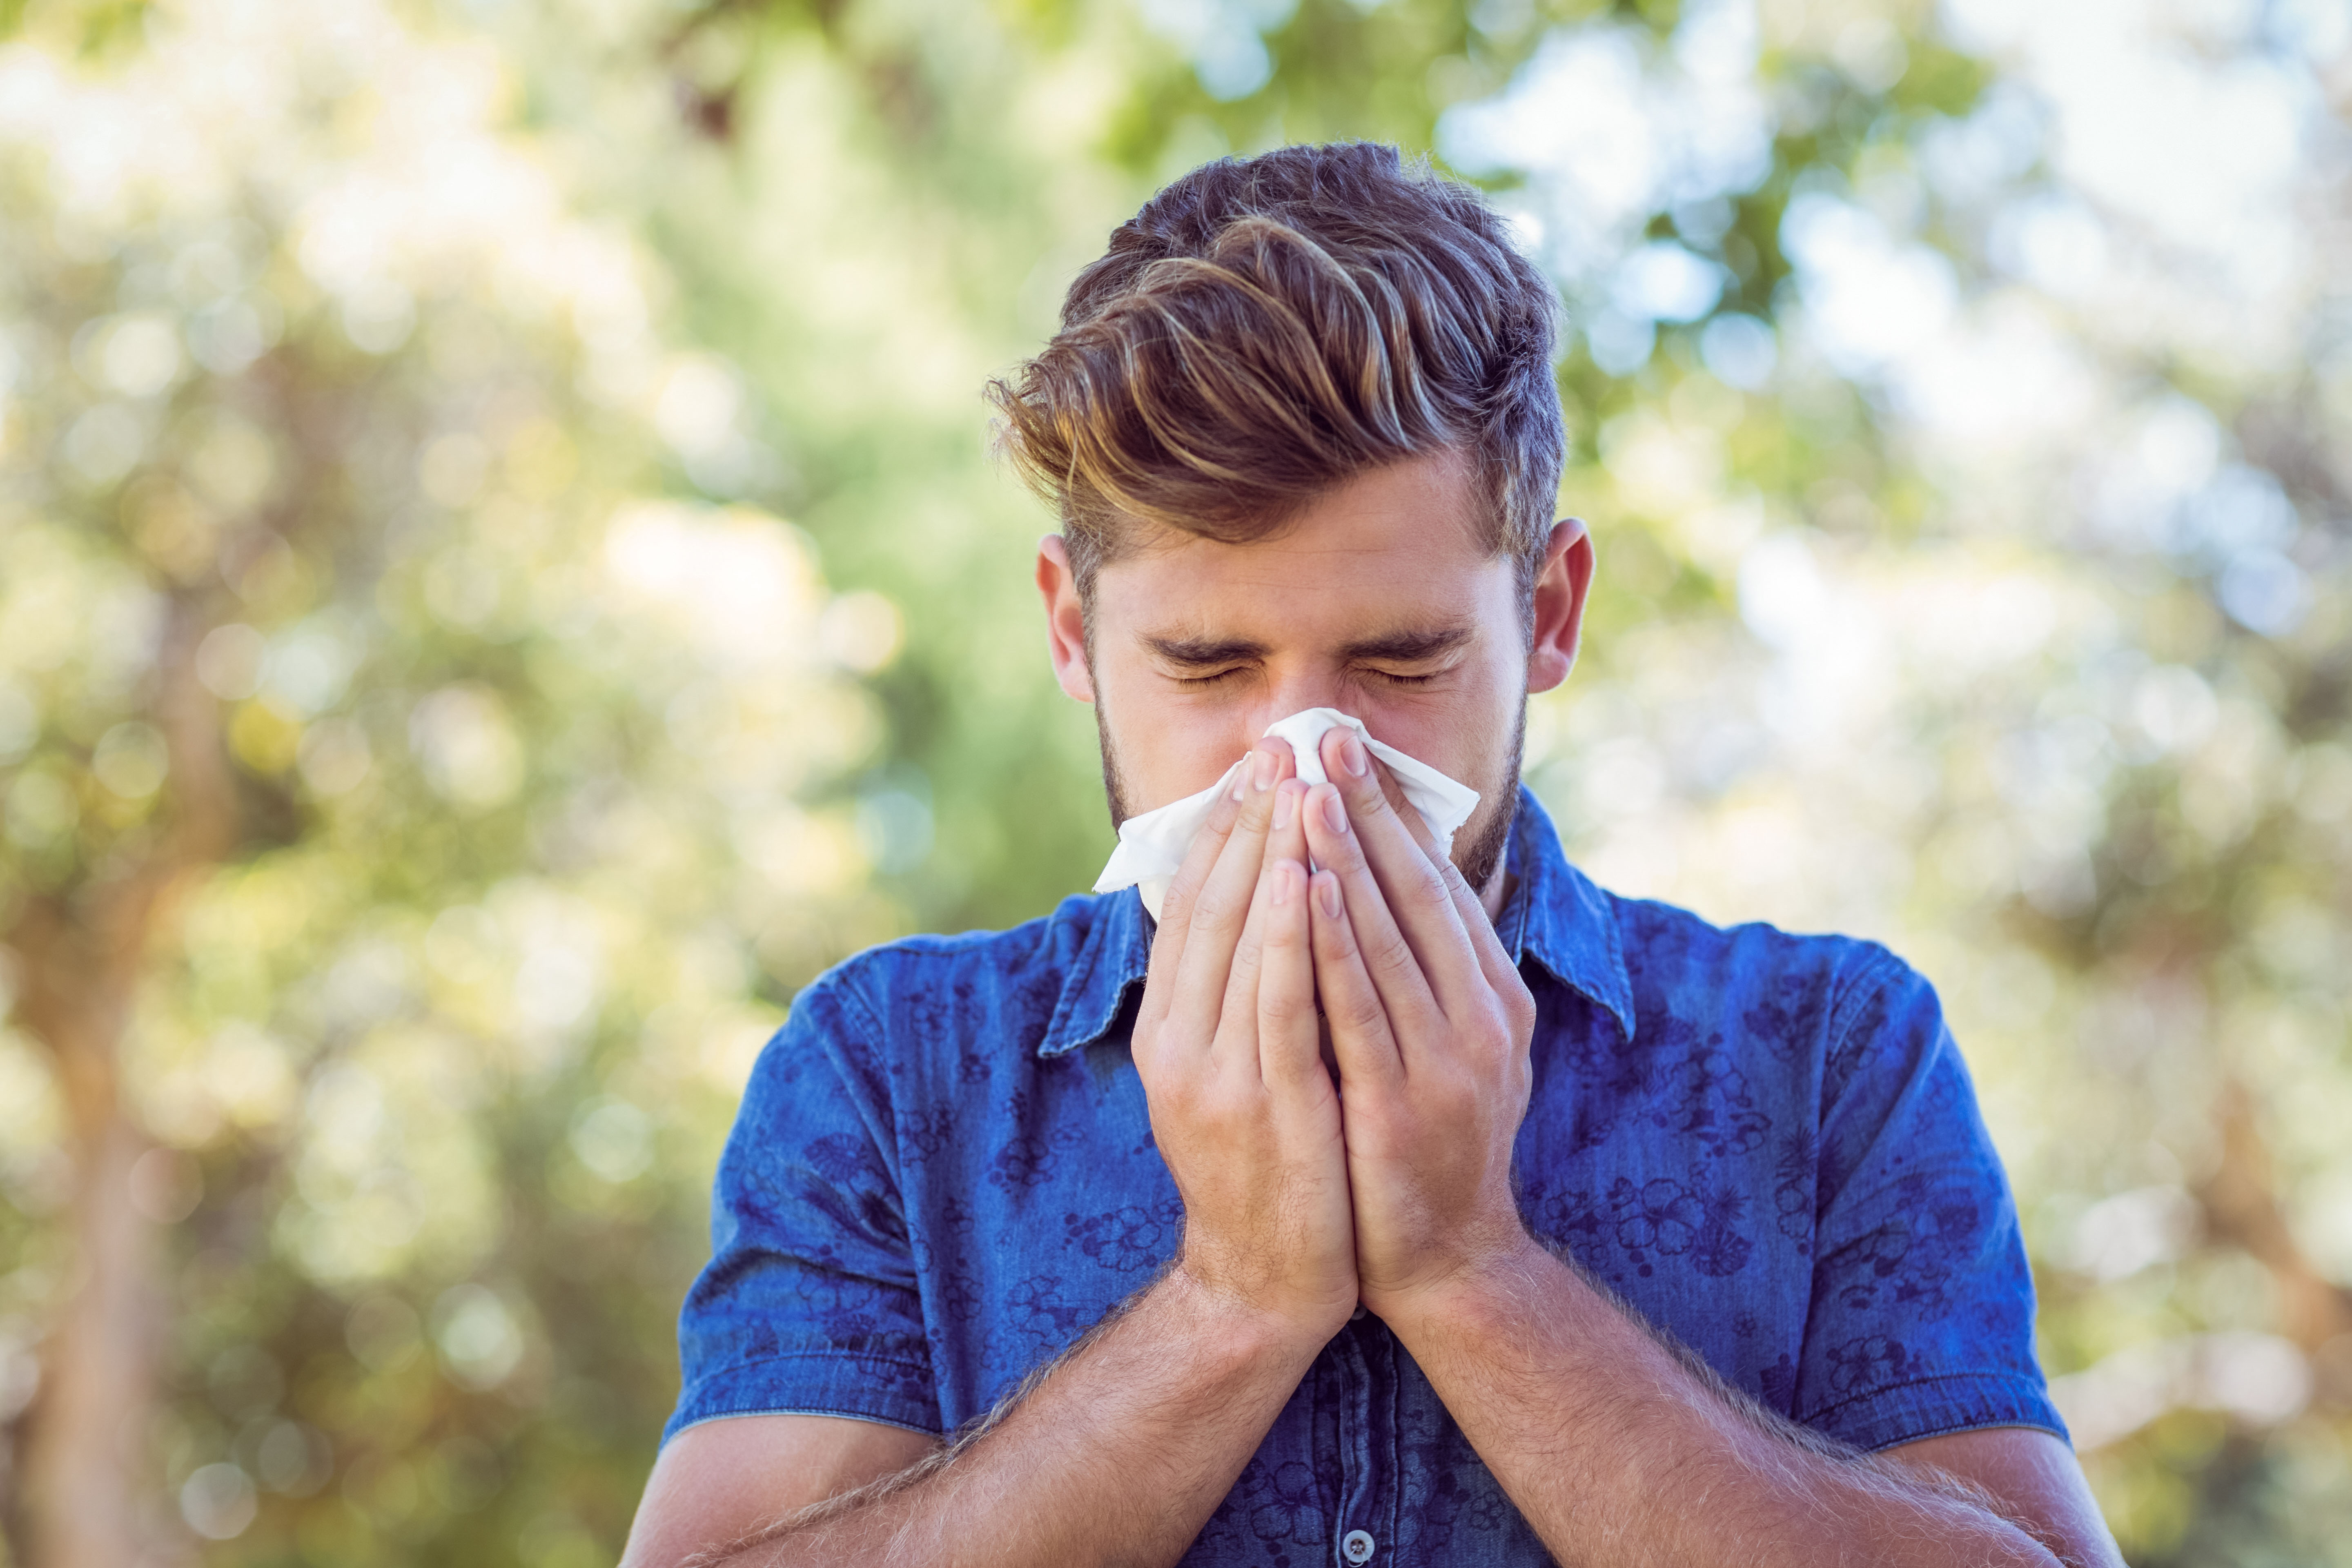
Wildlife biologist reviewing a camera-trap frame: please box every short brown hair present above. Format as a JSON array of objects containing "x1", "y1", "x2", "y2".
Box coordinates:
[{"x1": 988, "y1": 142, "x2": 1564, "y2": 610}]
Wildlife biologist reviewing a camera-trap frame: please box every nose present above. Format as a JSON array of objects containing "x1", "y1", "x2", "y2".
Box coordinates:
[{"x1": 1246, "y1": 674, "x2": 1351, "y2": 747}]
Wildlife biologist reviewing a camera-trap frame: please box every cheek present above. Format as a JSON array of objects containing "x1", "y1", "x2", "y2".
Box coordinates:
[
  {"x1": 1096, "y1": 668, "x2": 1260, "y2": 807},
  {"x1": 1354, "y1": 664, "x2": 1520, "y2": 779}
]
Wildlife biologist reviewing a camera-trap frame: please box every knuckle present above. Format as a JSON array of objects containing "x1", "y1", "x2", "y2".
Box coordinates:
[
  {"x1": 1186, "y1": 1074, "x2": 1227, "y2": 1114},
  {"x1": 1205, "y1": 1078, "x2": 1259, "y2": 1126},
  {"x1": 1348, "y1": 1096, "x2": 1404, "y2": 1144},
  {"x1": 1190, "y1": 885, "x2": 1241, "y2": 931},
  {"x1": 1337, "y1": 992, "x2": 1388, "y2": 1037},
  {"x1": 1312, "y1": 916, "x2": 1356, "y2": 960},
  {"x1": 1400, "y1": 862, "x2": 1447, "y2": 907},
  {"x1": 1365, "y1": 929, "x2": 1417, "y2": 978},
  {"x1": 1259, "y1": 991, "x2": 1305, "y2": 1030}
]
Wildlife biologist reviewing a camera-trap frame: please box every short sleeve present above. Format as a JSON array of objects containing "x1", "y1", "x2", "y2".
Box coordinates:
[
  {"x1": 1796, "y1": 956, "x2": 2068, "y2": 1453},
  {"x1": 664, "y1": 969, "x2": 940, "y2": 1443}
]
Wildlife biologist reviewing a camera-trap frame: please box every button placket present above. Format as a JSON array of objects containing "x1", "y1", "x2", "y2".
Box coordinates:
[
  {"x1": 1340, "y1": 1527, "x2": 1376, "y2": 1564},
  {"x1": 1332, "y1": 1321, "x2": 1375, "y2": 1564}
]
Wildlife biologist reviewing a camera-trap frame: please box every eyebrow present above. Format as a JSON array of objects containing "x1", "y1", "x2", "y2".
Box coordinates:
[
  {"x1": 1140, "y1": 633, "x2": 1271, "y2": 667},
  {"x1": 1337, "y1": 624, "x2": 1474, "y2": 663},
  {"x1": 1137, "y1": 623, "x2": 1475, "y2": 667}
]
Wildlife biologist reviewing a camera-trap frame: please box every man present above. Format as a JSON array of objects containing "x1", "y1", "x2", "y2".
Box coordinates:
[{"x1": 623, "y1": 143, "x2": 2123, "y2": 1566}]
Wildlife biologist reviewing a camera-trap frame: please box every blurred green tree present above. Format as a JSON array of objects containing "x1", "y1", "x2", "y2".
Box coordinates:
[{"x1": 0, "y1": 4, "x2": 900, "y2": 1562}]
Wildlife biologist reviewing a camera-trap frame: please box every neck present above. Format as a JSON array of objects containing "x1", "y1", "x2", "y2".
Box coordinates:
[{"x1": 1477, "y1": 861, "x2": 1514, "y2": 926}]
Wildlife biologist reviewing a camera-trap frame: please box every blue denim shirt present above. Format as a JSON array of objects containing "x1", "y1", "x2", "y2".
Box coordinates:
[{"x1": 668, "y1": 789, "x2": 2064, "y2": 1564}]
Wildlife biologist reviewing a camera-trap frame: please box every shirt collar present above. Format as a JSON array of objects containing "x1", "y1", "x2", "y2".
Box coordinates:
[
  {"x1": 1038, "y1": 880, "x2": 1153, "y2": 1057},
  {"x1": 1494, "y1": 785, "x2": 1636, "y2": 1044},
  {"x1": 1037, "y1": 784, "x2": 1634, "y2": 1058}
]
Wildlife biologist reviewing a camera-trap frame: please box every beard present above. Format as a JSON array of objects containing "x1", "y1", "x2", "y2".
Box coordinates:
[
  {"x1": 1097, "y1": 694, "x2": 1136, "y2": 836},
  {"x1": 1096, "y1": 695, "x2": 1527, "y2": 902},
  {"x1": 1449, "y1": 699, "x2": 1525, "y2": 895}
]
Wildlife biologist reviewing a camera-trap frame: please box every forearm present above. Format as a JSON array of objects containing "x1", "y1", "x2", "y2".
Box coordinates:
[
  {"x1": 710, "y1": 1267, "x2": 1323, "y2": 1568},
  {"x1": 1385, "y1": 1242, "x2": 2063, "y2": 1568}
]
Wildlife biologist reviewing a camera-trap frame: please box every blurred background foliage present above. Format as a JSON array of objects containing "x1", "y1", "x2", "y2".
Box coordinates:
[{"x1": 0, "y1": 0, "x2": 2346, "y2": 1563}]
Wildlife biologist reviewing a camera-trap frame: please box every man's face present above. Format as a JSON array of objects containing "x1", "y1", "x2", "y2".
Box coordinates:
[{"x1": 1048, "y1": 452, "x2": 1576, "y2": 897}]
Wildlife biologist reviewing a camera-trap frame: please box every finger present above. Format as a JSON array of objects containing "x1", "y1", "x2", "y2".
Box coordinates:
[
  {"x1": 1150, "y1": 760, "x2": 1247, "y2": 950},
  {"x1": 1298, "y1": 779, "x2": 1442, "y2": 1041},
  {"x1": 1217, "y1": 777, "x2": 1306, "y2": 1077},
  {"x1": 1265, "y1": 770, "x2": 1311, "y2": 883},
  {"x1": 1138, "y1": 760, "x2": 1247, "y2": 1039},
  {"x1": 1256, "y1": 856, "x2": 1323, "y2": 1091},
  {"x1": 1365, "y1": 755, "x2": 1523, "y2": 1002},
  {"x1": 1306, "y1": 868, "x2": 1403, "y2": 1089},
  {"x1": 1351, "y1": 754, "x2": 1539, "y2": 1057},
  {"x1": 1167, "y1": 739, "x2": 1296, "y2": 1047},
  {"x1": 1314, "y1": 728, "x2": 1485, "y2": 1012},
  {"x1": 1242, "y1": 776, "x2": 1312, "y2": 1078},
  {"x1": 1330, "y1": 728, "x2": 1477, "y2": 955}
]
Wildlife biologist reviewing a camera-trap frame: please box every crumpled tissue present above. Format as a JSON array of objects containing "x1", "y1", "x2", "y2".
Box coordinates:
[{"x1": 1093, "y1": 707, "x2": 1480, "y2": 921}]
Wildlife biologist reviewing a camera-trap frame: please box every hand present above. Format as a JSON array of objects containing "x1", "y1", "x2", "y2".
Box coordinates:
[
  {"x1": 1131, "y1": 739, "x2": 1359, "y2": 1341},
  {"x1": 1299, "y1": 726, "x2": 1540, "y2": 1318}
]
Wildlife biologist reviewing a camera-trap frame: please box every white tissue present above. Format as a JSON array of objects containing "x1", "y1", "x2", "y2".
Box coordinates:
[{"x1": 1093, "y1": 707, "x2": 1481, "y2": 921}]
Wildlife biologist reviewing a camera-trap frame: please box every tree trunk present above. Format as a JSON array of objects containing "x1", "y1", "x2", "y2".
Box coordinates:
[
  {"x1": 16, "y1": 1098, "x2": 158, "y2": 1568},
  {"x1": 4, "y1": 598, "x2": 239, "y2": 1567},
  {"x1": 2195, "y1": 1078, "x2": 2352, "y2": 1357},
  {"x1": 4, "y1": 882, "x2": 165, "y2": 1568}
]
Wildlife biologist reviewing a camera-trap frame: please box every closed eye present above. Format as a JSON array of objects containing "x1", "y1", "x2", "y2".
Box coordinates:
[{"x1": 1172, "y1": 667, "x2": 1249, "y2": 686}]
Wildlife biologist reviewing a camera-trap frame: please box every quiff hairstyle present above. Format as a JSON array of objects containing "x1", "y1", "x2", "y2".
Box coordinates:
[{"x1": 988, "y1": 141, "x2": 1566, "y2": 616}]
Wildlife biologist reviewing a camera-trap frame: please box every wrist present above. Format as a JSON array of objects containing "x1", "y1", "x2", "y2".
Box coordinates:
[
  {"x1": 1363, "y1": 1227, "x2": 1554, "y2": 1344},
  {"x1": 1165, "y1": 1255, "x2": 1353, "y2": 1359}
]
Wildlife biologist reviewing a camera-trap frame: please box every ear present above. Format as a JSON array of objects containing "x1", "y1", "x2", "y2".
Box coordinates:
[
  {"x1": 1035, "y1": 534, "x2": 1096, "y2": 704},
  {"x1": 1526, "y1": 518, "x2": 1594, "y2": 695}
]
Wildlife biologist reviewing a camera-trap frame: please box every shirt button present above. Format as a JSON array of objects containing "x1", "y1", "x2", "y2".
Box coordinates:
[{"x1": 1341, "y1": 1528, "x2": 1376, "y2": 1564}]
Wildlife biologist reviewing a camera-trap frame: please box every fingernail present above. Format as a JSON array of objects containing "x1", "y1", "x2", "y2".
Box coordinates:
[
  {"x1": 1272, "y1": 860, "x2": 1298, "y2": 905},
  {"x1": 1251, "y1": 747, "x2": 1278, "y2": 791},
  {"x1": 1341, "y1": 733, "x2": 1369, "y2": 778},
  {"x1": 1320, "y1": 788, "x2": 1347, "y2": 834},
  {"x1": 1315, "y1": 873, "x2": 1341, "y2": 919},
  {"x1": 1272, "y1": 782, "x2": 1297, "y2": 831}
]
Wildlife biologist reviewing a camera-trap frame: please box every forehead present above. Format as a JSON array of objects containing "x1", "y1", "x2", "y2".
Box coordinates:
[{"x1": 1091, "y1": 454, "x2": 1506, "y2": 644}]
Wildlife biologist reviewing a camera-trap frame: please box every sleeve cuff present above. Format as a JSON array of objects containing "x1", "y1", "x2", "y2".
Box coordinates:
[
  {"x1": 662, "y1": 1351, "x2": 944, "y2": 1447},
  {"x1": 1802, "y1": 1370, "x2": 2072, "y2": 1454}
]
